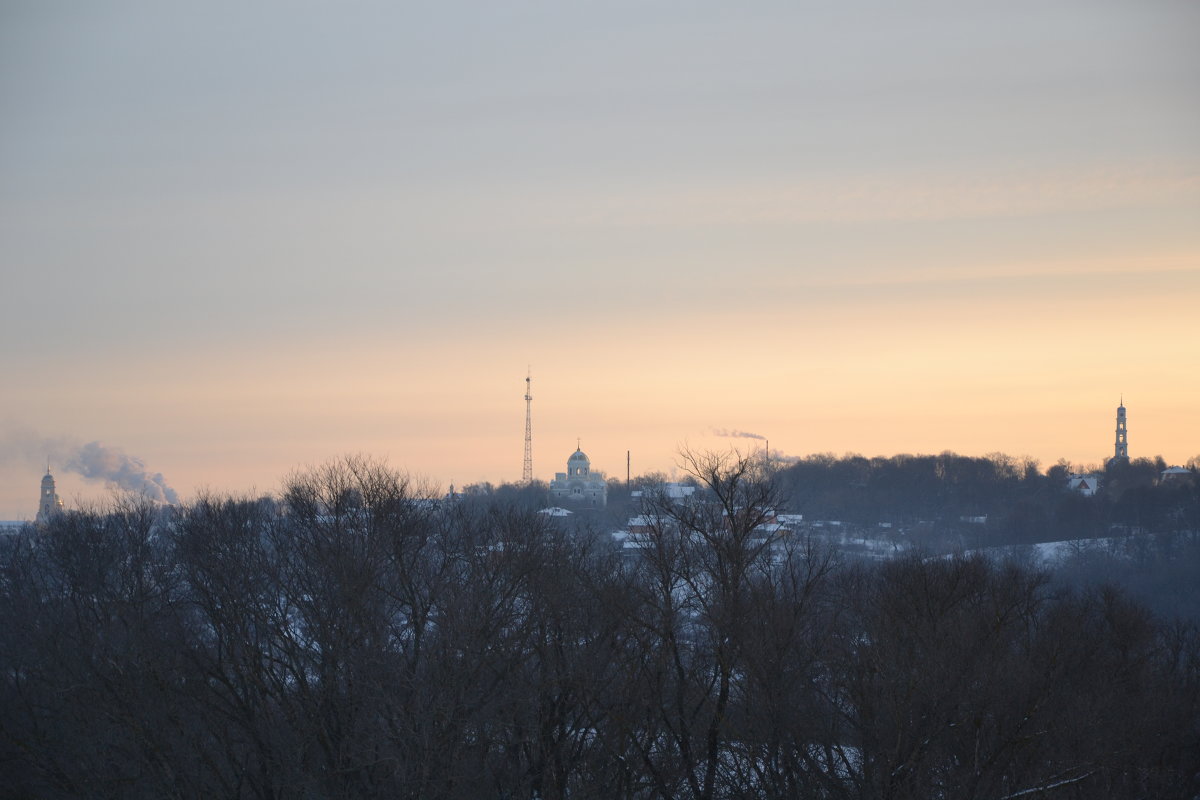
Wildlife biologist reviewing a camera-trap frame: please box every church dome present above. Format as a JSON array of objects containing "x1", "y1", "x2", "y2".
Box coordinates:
[{"x1": 550, "y1": 444, "x2": 607, "y2": 506}]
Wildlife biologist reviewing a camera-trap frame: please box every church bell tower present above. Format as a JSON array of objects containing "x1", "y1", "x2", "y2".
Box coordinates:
[
  {"x1": 36, "y1": 467, "x2": 63, "y2": 524},
  {"x1": 1113, "y1": 398, "x2": 1128, "y2": 461}
]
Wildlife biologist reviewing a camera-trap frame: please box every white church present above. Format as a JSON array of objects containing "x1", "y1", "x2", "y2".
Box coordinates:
[{"x1": 549, "y1": 445, "x2": 608, "y2": 508}]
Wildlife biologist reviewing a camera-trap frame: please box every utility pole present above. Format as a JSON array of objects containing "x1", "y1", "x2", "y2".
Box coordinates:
[{"x1": 523, "y1": 370, "x2": 533, "y2": 483}]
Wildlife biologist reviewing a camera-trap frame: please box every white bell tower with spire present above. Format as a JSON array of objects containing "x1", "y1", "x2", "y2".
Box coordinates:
[
  {"x1": 1113, "y1": 397, "x2": 1128, "y2": 461},
  {"x1": 36, "y1": 466, "x2": 63, "y2": 523}
]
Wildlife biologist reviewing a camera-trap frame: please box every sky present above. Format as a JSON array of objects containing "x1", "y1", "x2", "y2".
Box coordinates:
[{"x1": 2, "y1": 0, "x2": 1198, "y2": 518}]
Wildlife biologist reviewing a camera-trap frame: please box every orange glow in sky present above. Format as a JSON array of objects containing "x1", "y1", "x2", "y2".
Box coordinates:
[{"x1": 2, "y1": 2, "x2": 1197, "y2": 518}]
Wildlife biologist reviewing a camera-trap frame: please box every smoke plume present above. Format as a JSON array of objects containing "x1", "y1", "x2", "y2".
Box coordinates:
[
  {"x1": 67, "y1": 441, "x2": 180, "y2": 504},
  {"x1": 2, "y1": 426, "x2": 180, "y2": 505},
  {"x1": 712, "y1": 428, "x2": 766, "y2": 441}
]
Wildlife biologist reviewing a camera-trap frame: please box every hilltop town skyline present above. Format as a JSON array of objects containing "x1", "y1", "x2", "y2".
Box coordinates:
[{"x1": 2, "y1": 395, "x2": 1194, "y2": 520}]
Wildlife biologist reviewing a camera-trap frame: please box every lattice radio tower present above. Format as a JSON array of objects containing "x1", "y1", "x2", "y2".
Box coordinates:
[{"x1": 522, "y1": 370, "x2": 534, "y2": 483}]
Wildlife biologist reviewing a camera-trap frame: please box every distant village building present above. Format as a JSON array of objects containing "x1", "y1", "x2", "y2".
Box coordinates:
[
  {"x1": 1067, "y1": 474, "x2": 1101, "y2": 497},
  {"x1": 1159, "y1": 466, "x2": 1193, "y2": 484},
  {"x1": 549, "y1": 446, "x2": 607, "y2": 507},
  {"x1": 627, "y1": 514, "x2": 671, "y2": 534},
  {"x1": 630, "y1": 482, "x2": 698, "y2": 503},
  {"x1": 537, "y1": 506, "x2": 574, "y2": 517},
  {"x1": 36, "y1": 468, "x2": 64, "y2": 523}
]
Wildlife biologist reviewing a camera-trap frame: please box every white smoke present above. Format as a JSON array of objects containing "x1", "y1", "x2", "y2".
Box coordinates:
[
  {"x1": 1, "y1": 426, "x2": 180, "y2": 505},
  {"x1": 712, "y1": 428, "x2": 766, "y2": 441},
  {"x1": 67, "y1": 441, "x2": 180, "y2": 504}
]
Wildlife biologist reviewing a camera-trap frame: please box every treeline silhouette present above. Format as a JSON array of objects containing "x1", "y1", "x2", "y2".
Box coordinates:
[
  {"x1": 1, "y1": 454, "x2": 1197, "y2": 799},
  {"x1": 769, "y1": 452, "x2": 1200, "y2": 541}
]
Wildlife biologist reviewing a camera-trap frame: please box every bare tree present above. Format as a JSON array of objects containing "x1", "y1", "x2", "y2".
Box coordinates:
[
  {"x1": 3, "y1": 453, "x2": 1196, "y2": 799},
  {"x1": 603, "y1": 448, "x2": 798, "y2": 800}
]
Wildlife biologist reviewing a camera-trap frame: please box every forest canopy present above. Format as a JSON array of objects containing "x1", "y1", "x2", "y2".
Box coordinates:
[{"x1": 1, "y1": 454, "x2": 1197, "y2": 799}]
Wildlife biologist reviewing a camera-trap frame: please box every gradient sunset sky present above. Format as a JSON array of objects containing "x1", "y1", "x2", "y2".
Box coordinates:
[{"x1": 2, "y1": 1, "x2": 1198, "y2": 518}]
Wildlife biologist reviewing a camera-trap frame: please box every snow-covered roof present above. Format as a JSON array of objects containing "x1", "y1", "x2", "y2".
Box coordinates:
[
  {"x1": 630, "y1": 483, "x2": 696, "y2": 500},
  {"x1": 538, "y1": 506, "x2": 574, "y2": 517},
  {"x1": 627, "y1": 514, "x2": 677, "y2": 529}
]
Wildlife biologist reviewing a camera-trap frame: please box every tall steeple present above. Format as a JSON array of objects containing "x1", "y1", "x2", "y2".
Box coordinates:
[
  {"x1": 36, "y1": 467, "x2": 63, "y2": 524},
  {"x1": 1113, "y1": 398, "x2": 1128, "y2": 461}
]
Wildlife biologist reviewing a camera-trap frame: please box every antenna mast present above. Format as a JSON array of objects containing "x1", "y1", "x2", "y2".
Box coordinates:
[{"x1": 522, "y1": 369, "x2": 533, "y2": 483}]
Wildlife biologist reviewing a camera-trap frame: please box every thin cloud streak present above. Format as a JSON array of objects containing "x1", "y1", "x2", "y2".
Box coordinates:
[{"x1": 390, "y1": 164, "x2": 1200, "y2": 234}]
